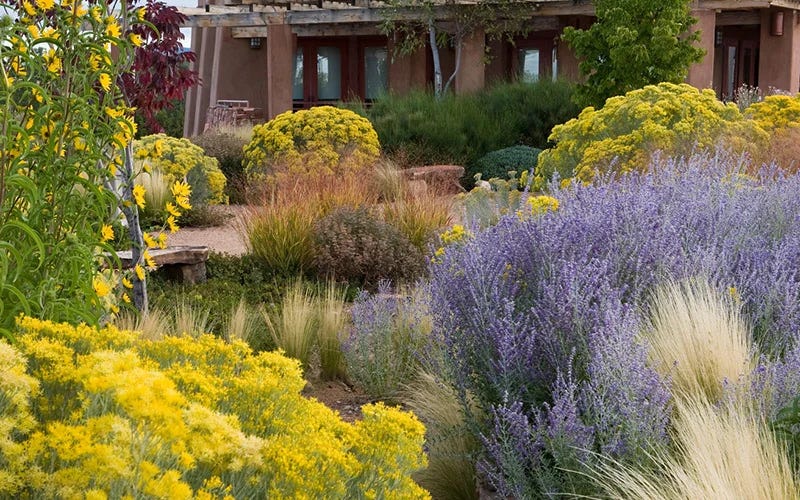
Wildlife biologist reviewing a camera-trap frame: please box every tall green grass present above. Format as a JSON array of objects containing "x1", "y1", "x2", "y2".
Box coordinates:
[{"x1": 368, "y1": 80, "x2": 579, "y2": 182}]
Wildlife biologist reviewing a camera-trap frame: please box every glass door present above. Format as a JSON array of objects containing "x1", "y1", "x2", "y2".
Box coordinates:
[{"x1": 292, "y1": 40, "x2": 347, "y2": 110}]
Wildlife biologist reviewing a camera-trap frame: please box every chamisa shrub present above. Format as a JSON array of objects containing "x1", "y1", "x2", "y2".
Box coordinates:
[
  {"x1": 474, "y1": 146, "x2": 542, "y2": 181},
  {"x1": 243, "y1": 106, "x2": 380, "y2": 181},
  {"x1": 746, "y1": 95, "x2": 800, "y2": 171},
  {"x1": 313, "y1": 207, "x2": 426, "y2": 286},
  {"x1": 536, "y1": 82, "x2": 768, "y2": 187},
  {"x1": 3, "y1": 316, "x2": 429, "y2": 499},
  {"x1": 134, "y1": 134, "x2": 227, "y2": 206}
]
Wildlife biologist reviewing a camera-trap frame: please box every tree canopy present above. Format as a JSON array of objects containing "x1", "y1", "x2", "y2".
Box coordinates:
[{"x1": 562, "y1": 0, "x2": 705, "y2": 109}]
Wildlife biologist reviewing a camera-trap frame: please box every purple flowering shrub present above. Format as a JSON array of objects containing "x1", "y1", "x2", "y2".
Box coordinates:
[{"x1": 430, "y1": 152, "x2": 800, "y2": 496}]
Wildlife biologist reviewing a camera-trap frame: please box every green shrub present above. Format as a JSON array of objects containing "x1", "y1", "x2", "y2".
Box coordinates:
[
  {"x1": 313, "y1": 207, "x2": 426, "y2": 286},
  {"x1": 190, "y1": 127, "x2": 251, "y2": 203},
  {"x1": 473, "y1": 145, "x2": 542, "y2": 181},
  {"x1": 536, "y1": 82, "x2": 768, "y2": 187},
  {"x1": 369, "y1": 81, "x2": 579, "y2": 183},
  {"x1": 135, "y1": 99, "x2": 185, "y2": 138},
  {"x1": 243, "y1": 106, "x2": 381, "y2": 181}
]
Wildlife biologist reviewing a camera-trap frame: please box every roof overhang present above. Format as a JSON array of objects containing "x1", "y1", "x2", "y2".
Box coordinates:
[{"x1": 178, "y1": 0, "x2": 800, "y2": 29}]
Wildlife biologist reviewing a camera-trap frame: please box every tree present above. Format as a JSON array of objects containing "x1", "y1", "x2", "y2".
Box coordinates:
[
  {"x1": 380, "y1": 0, "x2": 530, "y2": 97},
  {"x1": 116, "y1": 0, "x2": 199, "y2": 313},
  {"x1": 562, "y1": 0, "x2": 705, "y2": 109}
]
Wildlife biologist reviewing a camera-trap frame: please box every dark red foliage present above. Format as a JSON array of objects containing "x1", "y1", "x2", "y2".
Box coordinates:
[{"x1": 120, "y1": 0, "x2": 200, "y2": 134}]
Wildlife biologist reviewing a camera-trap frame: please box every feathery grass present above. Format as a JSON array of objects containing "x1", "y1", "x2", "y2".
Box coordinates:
[
  {"x1": 317, "y1": 282, "x2": 348, "y2": 381},
  {"x1": 647, "y1": 279, "x2": 753, "y2": 403},
  {"x1": 262, "y1": 281, "x2": 317, "y2": 368},
  {"x1": 592, "y1": 397, "x2": 798, "y2": 500},
  {"x1": 405, "y1": 371, "x2": 479, "y2": 500}
]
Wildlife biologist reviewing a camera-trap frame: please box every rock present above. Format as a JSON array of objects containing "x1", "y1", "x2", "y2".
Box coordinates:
[{"x1": 402, "y1": 165, "x2": 465, "y2": 194}]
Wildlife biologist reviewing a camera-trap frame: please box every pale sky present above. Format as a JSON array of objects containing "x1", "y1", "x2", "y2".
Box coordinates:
[{"x1": 164, "y1": 0, "x2": 196, "y2": 50}]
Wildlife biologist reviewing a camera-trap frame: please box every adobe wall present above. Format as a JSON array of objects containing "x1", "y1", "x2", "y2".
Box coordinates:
[
  {"x1": 686, "y1": 9, "x2": 716, "y2": 90},
  {"x1": 759, "y1": 7, "x2": 800, "y2": 93}
]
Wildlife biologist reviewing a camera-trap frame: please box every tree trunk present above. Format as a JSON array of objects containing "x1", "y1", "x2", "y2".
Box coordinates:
[
  {"x1": 120, "y1": 143, "x2": 148, "y2": 314},
  {"x1": 442, "y1": 32, "x2": 463, "y2": 96},
  {"x1": 429, "y1": 20, "x2": 443, "y2": 97}
]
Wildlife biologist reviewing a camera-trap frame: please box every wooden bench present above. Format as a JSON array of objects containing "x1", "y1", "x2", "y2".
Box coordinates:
[{"x1": 117, "y1": 246, "x2": 210, "y2": 284}]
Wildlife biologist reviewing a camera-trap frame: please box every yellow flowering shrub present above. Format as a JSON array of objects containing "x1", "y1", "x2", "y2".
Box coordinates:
[
  {"x1": 134, "y1": 134, "x2": 227, "y2": 205},
  {"x1": 746, "y1": 94, "x2": 800, "y2": 132},
  {"x1": 243, "y1": 106, "x2": 381, "y2": 180},
  {"x1": 3, "y1": 316, "x2": 430, "y2": 499},
  {"x1": 536, "y1": 83, "x2": 768, "y2": 187},
  {"x1": 527, "y1": 195, "x2": 559, "y2": 216}
]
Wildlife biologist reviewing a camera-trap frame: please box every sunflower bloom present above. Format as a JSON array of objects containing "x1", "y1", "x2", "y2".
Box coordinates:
[
  {"x1": 99, "y1": 73, "x2": 111, "y2": 91},
  {"x1": 100, "y1": 224, "x2": 114, "y2": 242},
  {"x1": 132, "y1": 184, "x2": 146, "y2": 209}
]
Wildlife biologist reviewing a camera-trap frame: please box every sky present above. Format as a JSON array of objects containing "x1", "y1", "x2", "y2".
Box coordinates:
[{"x1": 164, "y1": 0, "x2": 196, "y2": 49}]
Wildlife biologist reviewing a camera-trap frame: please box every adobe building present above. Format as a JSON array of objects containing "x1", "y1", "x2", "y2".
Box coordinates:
[{"x1": 181, "y1": 0, "x2": 800, "y2": 136}]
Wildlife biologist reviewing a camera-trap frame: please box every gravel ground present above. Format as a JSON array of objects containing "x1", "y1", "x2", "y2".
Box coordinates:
[{"x1": 165, "y1": 205, "x2": 249, "y2": 256}]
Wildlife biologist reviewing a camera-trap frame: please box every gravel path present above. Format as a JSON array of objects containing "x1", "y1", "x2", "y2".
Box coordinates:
[{"x1": 165, "y1": 205, "x2": 249, "y2": 256}]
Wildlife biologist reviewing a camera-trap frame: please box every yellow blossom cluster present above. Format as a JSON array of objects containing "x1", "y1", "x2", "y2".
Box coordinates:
[
  {"x1": 0, "y1": 316, "x2": 430, "y2": 498},
  {"x1": 536, "y1": 83, "x2": 769, "y2": 188},
  {"x1": 432, "y1": 224, "x2": 472, "y2": 262},
  {"x1": 526, "y1": 195, "x2": 559, "y2": 216},
  {"x1": 134, "y1": 134, "x2": 227, "y2": 205},
  {"x1": 746, "y1": 94, "x2": 800, "y2": 133},
  {"x1": 243, "y1": 106, "x2": 381, "y2": 181}
]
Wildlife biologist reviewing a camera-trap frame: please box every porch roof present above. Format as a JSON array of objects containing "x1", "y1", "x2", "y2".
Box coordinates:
[{"x1": 178, "y1": 0, "x2": 800, "y2": 28}]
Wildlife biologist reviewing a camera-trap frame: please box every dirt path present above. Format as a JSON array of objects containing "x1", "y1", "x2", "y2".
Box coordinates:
[{"x1": 166, "y1": 205, "x2": 249, "y2": 256}]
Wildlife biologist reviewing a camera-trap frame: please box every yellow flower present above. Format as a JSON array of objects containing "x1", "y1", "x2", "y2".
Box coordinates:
[
  {"x1": 99, "y1": 73, "x2": 111, "y2": 91},
  {"x1": 122, "y1": 293, "x2": 131, "y2": 303},
  {"x1": 143, "y1": 232, "x2": 157, "y2": 249},
  {"x1": 26, "y1": 25, "x2": 40, "y2": 39},
  {"x1": 134, "y1": 264, "x2": 145, "y2": 281},
  {"x1": 171, "y1": 180, "x2": 191, "y2": 200},
  {"x1": 167, "y1": 215, "x2": 179, "y2": 233},
  {"x1": 129, "y1": 33, "x2": 143, "y2": 47},
  {"x1": 44, "y1": 49, "x2": 61, "y2": 74},
  {"x1": 136, "y1": 7, "x2": 146, "y2": 21},
  {"x1": 143, "y1": 250, "x2": 157, "y2": 269},
  {"x1": 100, "y1": 224, "x2": 114, "y2": 242},
  {"x1": 132, "y1": 184, "x2": 146, "y2": 209},
  {"x1": 105, "y1": 19, "x2": 121, "y2": 38},
  {"x1": 34, "y1": 0, "x2": 54, "y2": 10},
  {"x1": 157, "y1": 232, "x2": 168, "y2": 249},
  {"x1": 165, "y1": 202, "x2": 181, "y2": 217},
  {"x1": 527, "y1": 195, "x2": 560, "y2": 216},
  {"x1": 22, "y1": 0, "x2": 36, "y2": 15},
  {"x1": 93, "y1": 275, "x2": 111, "y2": 298},
  {"x1": 122, "y1": 277, "x2": 133, "y2": 289}
]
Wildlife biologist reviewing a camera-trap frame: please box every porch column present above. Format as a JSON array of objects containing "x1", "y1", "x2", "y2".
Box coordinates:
[
  {"x1": 454, "y1": 28, "x2": 485, "y2": 94},
  {"x1": 759, "y1": 7, "x2": 800, "y2": 94},
  {"x1": 183, "y1": 26, "x2": 203, "y2": 137},
  {"x1": 190, "y1": 26, "x2": 218, "y2": 136},
  {"x1": 266, "y1": 23, "x2": 294, "y2": 119},
  {"x1": 686, "y1": 9, "x2": 716, "y2": 90}
]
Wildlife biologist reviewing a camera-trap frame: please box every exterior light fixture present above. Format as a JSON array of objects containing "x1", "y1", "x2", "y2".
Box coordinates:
[
  {"x1": 771, "y1": 11, "x2": 784, "y2": 36},
  {"x1": 250, "y1": 37, "x2": 262, "y2": 49}
]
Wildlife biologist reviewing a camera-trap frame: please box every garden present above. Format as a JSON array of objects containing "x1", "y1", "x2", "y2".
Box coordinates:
[{"x1": 6, "y1": 0, "x2": 800, "y2": 498}]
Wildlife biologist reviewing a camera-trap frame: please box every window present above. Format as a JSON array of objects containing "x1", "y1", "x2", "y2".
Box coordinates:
[
  {"x1": 364, "y1": 46, "x2": 388, "y2": 100},
  {"x1": 292, "y1": 49, "x2": 304, "y2": 101},
  {"x1": 519, "y1": 48, "x2": 540, "y2": 82},
  {"x1": 317, "y1": 46, "x2": 342, "y2": 101}
]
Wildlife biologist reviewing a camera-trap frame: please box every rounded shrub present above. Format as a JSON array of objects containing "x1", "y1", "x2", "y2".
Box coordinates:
[
  {"x1": 312, "y1": 207, "x2": 426, "y2": 286},
  {"x1": 243, "y1": 106, "x2": 380, "y2": 180},
  {"x1": 746, "y1": 94, "x2": 800, "y2": 133},
  {"x1": 473, "y1": 145, "x2": 542, "y2": 181},
  {"x1": 190, "y1": 127, "x2": 251, "y2": 203},
  {"x1": 134, "y1": 133, "x2": 227, "y2": 205},
  {"x1": 536, "y1": 82, "x2": 768, "y2": 187}
]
